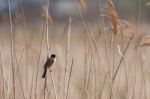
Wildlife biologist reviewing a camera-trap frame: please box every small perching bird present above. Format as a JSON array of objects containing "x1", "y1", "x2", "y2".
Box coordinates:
[{"x1": 42, "y1": 54, "x2": 56, "y2": 78}]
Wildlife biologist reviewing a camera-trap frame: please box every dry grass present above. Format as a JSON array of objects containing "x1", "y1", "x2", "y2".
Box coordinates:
[{"x1": 0, "y1": 0, "x2": 150, "y2": 99}]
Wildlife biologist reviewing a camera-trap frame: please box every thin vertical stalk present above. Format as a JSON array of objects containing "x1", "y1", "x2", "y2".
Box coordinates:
[
  {"x1": 50, "y1": 71, "x2": 58, "y2": 99},
  {"x1": 85, "y1": 54, "x2": 93, "y2": 99},
  {"x1": 44, "y1": 1, "x2": 58, "y2": 99},
  {"x1": 63, "y1": 17, "x2": 72, "y2": 99},
  {"x1": 98, "y1": 74, "x2": 107, "y2": 99},
  {"x1": 7, "y1": 0, "x2": 15, "y2": 99},
  {"x1": 81, "y1": 31, "x2": 88, "y2": 99},
  {"x1": 109, "y1": 37, "x2": 132, "y2": 99},
  {"x1": 0, "y1": 47, "x2": 5, "y2": 99},
  {"x1": 18, "y1": 0, "x2": 29, "y2": 96},
  {"x1": 132, "y1": 0, "x2": 143, "y2": 98},
  {"x1": 75, "y1": 1, "x2": 107, "y2": 75},
  {"x1": 113, "y1": 37, "x2": 132, "y2": 82},
  {"x1": 29, "y1": 57, "x2": 35, "y2": 99},
  {"x1": 86, "y1": 54, "x2": 93, "y2": 91},
  {"x1": 14, "y1": 49, "x2": 25, "y2": 99},
  {"x1": 34, "y1": 26, "x2": 45, "y2": 99},
  {"x1": 66, "y1": 58, "x2": 74, "y2": 99},
  {"x1": 44, "y1": 76, "x2": 47, "y2": 99},
  {"x1": 45, "y1": 0, "x2": 50, "y2": 53}
]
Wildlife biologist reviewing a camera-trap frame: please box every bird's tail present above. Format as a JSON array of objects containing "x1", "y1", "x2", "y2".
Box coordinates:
[{"x1": 42, "y1": 68, "x2": 47, "y2": 78}]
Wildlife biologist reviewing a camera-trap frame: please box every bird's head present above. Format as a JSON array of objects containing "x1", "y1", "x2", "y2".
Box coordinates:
[{"x1": 51, "y1": 54, "x2": 56, "y2": 58}]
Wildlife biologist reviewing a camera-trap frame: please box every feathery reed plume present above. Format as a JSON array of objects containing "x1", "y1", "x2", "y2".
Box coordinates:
[
  {"x1": 42, "y1": 6, "x2": 53, "y2": 24},
  {"x1": 79, "y1": 0, "x2": 86, "y2": 11},
  {"x1": 138, "y1": 35, "x2": 150, "y2": 47},
  {"x1": 104, "y1": 0, "x2": 135, "y2": 37},
  {"x1": 120, "y1": 20, "x2": 135, "y2": 37},
  {"x1": 104, "y1": 0, "x2": 120, "y2": 34},
  {"x1": 146, "y1": 2, "x2": 150, "y2": 6}
]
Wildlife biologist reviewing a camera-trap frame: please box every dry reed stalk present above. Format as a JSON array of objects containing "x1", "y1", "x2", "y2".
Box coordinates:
[
  {"x1": 113, "y1": 37, "x2": 132, "y2": 82},
  {"x1": 17, "y1": 0, "x2": 29, "y2": 96},
  {"x1": 104, "y1": 0, "x2": 120, "y2": 35},
  {"x1": 52, "y1": 47, "x2": 61, "y2": 98},
  {"x1": 14, "y1": 48, "x2": 25, "y2": 99},
  {"x1": 7, "y1": 0, "x2": 16, "y2": 99},
  {"x1": 85, "y1": 37, "x2": 94, "y2": 99},
  {"x1": 108, "y1": 37, "x2": 132, "y2": 99},
  {"x1": 13, "y1": 1, "x2": 29, "y2": 95},
  {"x1": 119, "y1": 27, "x2": 128, "y2": 99},
  {"x1": 104, "y1": 1, "x2": 134, "y2": 98},
  {"x1": 61, "y1": 22, "x2": 70, "y2": 39},
  {"x1": 79, "y1": 0, "x2": 86, "y2": 11},
  {"x1": 79, "y1": 3, "x2": 107, "y2": 73},
  {"x1": 110, "y1": 32, "x2": 116, "y2": 77},
  {"x1": 99, "y1": 15, "x2": 111, "y2": 77},
  {"x1": 98, "y1": 74, "x2": 108, "y2": 99},
  {"x1": 87, "y1": 22, "x2": 107, "y2": 74},
  {"x1": 84, "y1": 32, "x2": 88, "y2": 97},
  {"x1": 63, "y1": 17, "x2": 72, "y2": 99},
  {"x1": 77, "y1": 0, "x2": 135, "y2": 99},
  {"x1": 43, "y1": 1, "x2": 58, "y2": 99},
  {"x1": 80, "y1": 31, "x2": 88, "y2": 99},
  {"x1": 43, "y1": 77, "x2": 50, "y2": 99},
  {"x1": 86, "y1": 54, "x2": 93, "y2": 92},
  {"x1": 42, "y1": 6, "x2": 53, "y2": 25},
  {"x1": 115, "y1": 68, "x2": 122, "y2": 98},
  {"x1": 45, "y1": 2, "x2": 50, "y2": 53},
  {"x1": 77, "y1": 3, "x2": 111, "y2": 97},
  {"x1": 0, "y1": 46, "x2": 6, "y2": 99},
  {"x1": 99, "y1": 16, "x2": 114, "y2": 97},
  {"x1": 84, "y1": 54, "x2": 93, "y2": 99},
  {"x1": 34, "y1": 25, "x2": 45, "y2": 99},
  {"x1": 49, "y1": 70, "x2": 58, "y2": 99},
  {"x1": 97, "y1": 0, "x2": 103, "y2": 37},
  {"x1": 137, "y1": 35, "x2": 149, "y2": 99},
  {"x1": 104, "y1": 0, "x2": 120, "y2": 82},
  {"x1": 86, "y1": 20, "x2": 107, "y2": 71},
  {"x1": 46, "y1": 86, "x2": 50, "y2": 98},
  {"x1": 44, "y1": 75, "x2": 47, "y2": 99},
  {"x1": 118, "y1": 43, "x2": 129, "y2": 99},
  {"x1": 66, "y1": 57, "x2": 74, "y2": 99},
  {"x1": 35, "y1": 1, "x2": 51, "y2": 99},
  {"x1": 29, "y1": 55, "x2": 35, "y2": 99},
  {"x1": 138, "y1": 53, "x2": 147, "y2": 99},
  {"x1": 93, "y1": 57, "x2": 97, "y2": 99},
  {"x1": 132, "y1": 0, "x2": 143, "y2": 98},
  {"x1": 75, "y1": 0, "x2": 107, "y2": 75}
]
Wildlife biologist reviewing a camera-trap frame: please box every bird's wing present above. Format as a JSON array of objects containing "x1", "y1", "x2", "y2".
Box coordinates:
[{"x1": 44, "y1": 57, "x2": 54, "y2": 68}]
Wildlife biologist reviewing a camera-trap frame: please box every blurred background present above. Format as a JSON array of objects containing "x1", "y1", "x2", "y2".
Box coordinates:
[
  {"x1": 0, "y1": 0, "x2": 150, "y2": 23},
  {"x1": 1, "y1": 0, "x2": 150, "y2": 99}
]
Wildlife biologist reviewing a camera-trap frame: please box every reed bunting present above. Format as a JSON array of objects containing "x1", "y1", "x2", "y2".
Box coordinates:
[{"x1": 42, "y1": 54, "x2": 56, "y2": 78}]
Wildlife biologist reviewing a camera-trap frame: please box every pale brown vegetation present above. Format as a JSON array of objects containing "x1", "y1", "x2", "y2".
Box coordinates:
[{"x1": 0, "y1": 0, "x2": 150, "y2": 99}]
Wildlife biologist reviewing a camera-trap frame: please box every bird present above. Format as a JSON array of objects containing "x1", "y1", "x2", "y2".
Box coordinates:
[{"x1": 42, "y1": 54, "x2": 56, "y2": 78}]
